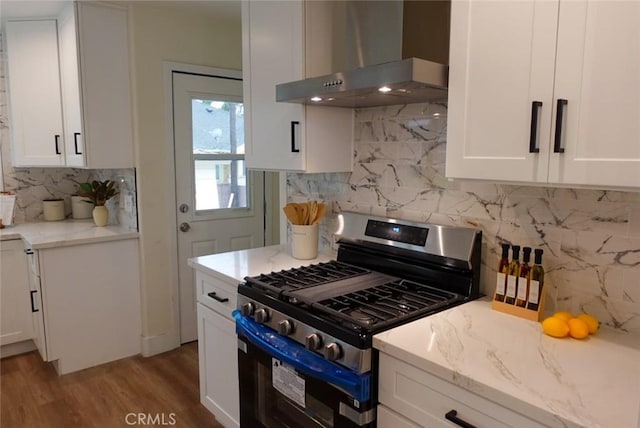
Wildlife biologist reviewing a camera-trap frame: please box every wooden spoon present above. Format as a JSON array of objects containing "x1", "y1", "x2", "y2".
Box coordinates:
[
  {"x1": 300, "y1": 203, "x2": 310, "y2": 225},
  {"x1": 283, "y1": 204, "x2": 299, "y2": 225},
  {"x1": 309, "y1": 201, "x2": 318, "y2": 225},
  {"x1": 312, "y1": 203, "x2": 327, "y2": 225}
]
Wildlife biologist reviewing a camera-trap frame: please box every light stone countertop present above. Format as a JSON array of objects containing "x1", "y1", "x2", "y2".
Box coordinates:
[
  {"x1": 0, "y1": 220, "x2": 139, "y2": 249},
  {"x1": 188, "y1": 244, "x2": 335, "y2": 284},
  {"x1": 373, "y1": 298, "x2": 640, "y2": 428}
]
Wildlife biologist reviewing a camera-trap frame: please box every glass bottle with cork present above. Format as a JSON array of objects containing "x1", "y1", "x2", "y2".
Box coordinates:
[
  {"x1": 495, "y1": 243, "x2": 510, "y2": 302},
  {"x1": 527, "y1": 249, "x2": 545, "y2": 311},
  {"x1": 504, "y1": 245, "x2": 520, "y2": 305},
  {"x1": 515, "y1": 247, "x2": 532, "y2": 307}
]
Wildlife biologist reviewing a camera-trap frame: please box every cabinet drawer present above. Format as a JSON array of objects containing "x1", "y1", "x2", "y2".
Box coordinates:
[
  {"x1": 195, "y1": 272, "x2": 237, "y2": 320},
  {"x1": 379, "y1": 353, "x2": 546, "y2": 428},
  {"x1": 378, "y1": 404, "x2": 420, "y2": 428}
]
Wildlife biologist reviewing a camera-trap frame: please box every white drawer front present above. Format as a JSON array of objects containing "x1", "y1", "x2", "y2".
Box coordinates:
[
  {"x1": 196, "y1": 272, "x2": 237, "y2": 320},
  {"x1": 378, "y1": 404, "x2": 421, "y2": 428},
  {"x1": 379, "y1": 353, "x2": 546, "y2": 428}
]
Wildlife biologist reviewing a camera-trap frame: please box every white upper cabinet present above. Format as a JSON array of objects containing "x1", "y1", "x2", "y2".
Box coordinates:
[
  {"x1": 5, "y1": 2, "x2": 134, "y2": 169},
  {"x1": 446, "y1": 0, "x2": 640, "y2": 188},
  {"x1": 5, "y1": 20, "x2": 66, "y2": 167},
  {"x1": 242, "y1": 0, "x2": 353, "y2": 172}
]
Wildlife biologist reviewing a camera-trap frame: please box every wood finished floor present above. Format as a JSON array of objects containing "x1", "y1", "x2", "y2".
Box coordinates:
[{"x1": 0, "y1": 342, "x2": 224, "y2": 428}]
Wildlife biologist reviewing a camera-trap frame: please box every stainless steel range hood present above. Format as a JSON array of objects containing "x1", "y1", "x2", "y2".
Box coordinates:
[{"x1": 276, "y1": 1, "x2": 450, "y2": 108}]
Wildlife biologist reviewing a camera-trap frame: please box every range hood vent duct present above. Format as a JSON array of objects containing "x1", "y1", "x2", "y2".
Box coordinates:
[{"x1": 276, "y1": 1, "x2": 450, "y2": 108}]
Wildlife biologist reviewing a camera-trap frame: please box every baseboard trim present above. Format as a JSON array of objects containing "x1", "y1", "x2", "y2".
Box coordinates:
[
  {"x1": 1, "y1": 340, "x2": 37, "y2": 359},
  {"x1": 140, "y1": 331, "x2": 180, "y2": 357}
]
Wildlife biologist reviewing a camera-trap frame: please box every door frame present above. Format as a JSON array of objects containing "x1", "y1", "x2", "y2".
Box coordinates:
[{"x1": 161, "y1": 61, "x2": 279, "y2": 353}]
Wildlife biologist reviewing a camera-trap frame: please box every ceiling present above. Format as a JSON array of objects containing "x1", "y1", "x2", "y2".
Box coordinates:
[{"x1": 1, "y1": 1, "x2": 241, "y2": 22}]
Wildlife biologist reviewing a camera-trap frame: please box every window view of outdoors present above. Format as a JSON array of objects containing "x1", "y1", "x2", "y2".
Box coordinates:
[{"x1": 192, "y1": 100, "x2": 247, "y2": 211}]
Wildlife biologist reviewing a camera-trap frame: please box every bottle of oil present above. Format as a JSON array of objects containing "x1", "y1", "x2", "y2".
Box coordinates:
[
  {"x1": 527, "y1": 249, "x2": 545, "y2": 311},
  {"x1": 515, "y1": 247, "x2": 531, "y2": 307},
  {"x1": 504, "y1": 245, "x2": 520, "y2": 305},
  {"x1": 495, "y1": 243, "x2": 510, "y2": 302}
]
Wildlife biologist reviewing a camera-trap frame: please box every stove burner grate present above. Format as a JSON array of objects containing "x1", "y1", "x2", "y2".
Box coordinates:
[
  {"x1": 245, "y1": 260, "x2": 370, "y2": 295},
  {"x1": 316, "y1": 279, "x2": 462, "y2": 331}
]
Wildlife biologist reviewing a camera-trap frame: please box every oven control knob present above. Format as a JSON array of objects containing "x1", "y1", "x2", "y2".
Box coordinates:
[
  {"x1": 254, "y1": 308, "x2": 270, "y2": 324},
  {"x1": 305, "y1": 333, "x2": 323, "y2": 351},
  {"x1": 277, "y1": 320, "x2": 294, "y2": 336},
  {"x1": 241, "y1": 302, "x2": 255, "y2": 317},
  {"x1": 325, "y1": 343, "x2": 342, "y2": 361}
]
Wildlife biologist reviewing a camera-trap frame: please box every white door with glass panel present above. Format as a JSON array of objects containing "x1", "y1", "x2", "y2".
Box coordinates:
[{"x1": 173, "y1": 72, "x2": 265, "y2": 343}]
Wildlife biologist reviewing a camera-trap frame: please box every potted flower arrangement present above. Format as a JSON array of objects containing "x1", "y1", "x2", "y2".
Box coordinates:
[{"x1": 76, "y1": 180, "x2": 119, "y2": 226}]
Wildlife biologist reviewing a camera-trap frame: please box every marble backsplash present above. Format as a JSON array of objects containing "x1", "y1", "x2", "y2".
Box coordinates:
[
  {"x1": 287, "y1": 102, "x2": 640, "y2": 333},
  {"x1": 0, "y1": 32, "x2": 137, "y2": 229}
]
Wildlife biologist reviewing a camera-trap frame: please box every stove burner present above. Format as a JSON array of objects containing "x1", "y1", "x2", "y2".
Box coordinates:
[{"x1": 346, "y1": 310, "x2": 375, "y2": 327}]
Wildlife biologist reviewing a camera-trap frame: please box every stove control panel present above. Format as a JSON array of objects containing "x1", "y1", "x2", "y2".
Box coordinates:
[{"x1": 237, "y1": 295, "x2": 371, "y2": 374}]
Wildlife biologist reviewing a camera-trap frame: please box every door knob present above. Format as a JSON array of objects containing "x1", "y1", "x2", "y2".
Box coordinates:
[
  {"x1": 179, "y1": 222, "x2": 191, "y2": 232},
  {"x1": 179, "y1": 204, "x2": 189, "y2": 213}
]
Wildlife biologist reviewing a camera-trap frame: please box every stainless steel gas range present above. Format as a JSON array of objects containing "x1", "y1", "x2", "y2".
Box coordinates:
[{"x1": 234, "y1": 212, "x2": 482, "y2": 428}]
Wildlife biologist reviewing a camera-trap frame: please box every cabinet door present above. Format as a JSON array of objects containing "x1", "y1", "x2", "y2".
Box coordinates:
[
  {"x1": 76, "y1": 2, "x2": 134, "y2": 169},
  {"x1": 27, "y1": 269, "x2": 48, "y2": 361},
  {"x1": 0, "y1": 240, "x2": 33, "y2": 345},
  {"x1": 549, "y1": 0, "x2": 640, "y2": 188},
  {"x1": 446, "y1": 0, "x2": 559, "y2": 182},
  {"x1": 5, "y1": 20, "x2": 65, "y2": 167},
  {"x1": 197, "y1": 304, "x2": 240, "y2": 428},
  {"x1": 58, "y1": 3, "x2": 85, "y2": 168},
  {"x1": 243, "y1": 0, "x2": 306, "y2": 171}
]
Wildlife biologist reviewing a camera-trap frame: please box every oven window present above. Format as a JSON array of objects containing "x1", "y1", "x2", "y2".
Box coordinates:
[{"x1": 255, "y1": 359, "x2": 334, "y2": 427}]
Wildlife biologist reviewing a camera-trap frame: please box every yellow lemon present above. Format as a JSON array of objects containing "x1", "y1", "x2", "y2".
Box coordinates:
[
  {"x1": 568, "y1": 318, "x2": 590, "y2": 339},
  {"x1": 577, "y1": 313, "x2": 600, "y2": 334},
  {"x1": 552, "y1": 311, "x2": 574, "y2": 322},
  {"x1": 542, "y1": 316, "x2": 569, "y2": 338}
]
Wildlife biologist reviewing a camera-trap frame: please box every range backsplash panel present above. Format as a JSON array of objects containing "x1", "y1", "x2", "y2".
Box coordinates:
[{"x1": 287, "y1": 102, "x2": 640, "y2": 333}]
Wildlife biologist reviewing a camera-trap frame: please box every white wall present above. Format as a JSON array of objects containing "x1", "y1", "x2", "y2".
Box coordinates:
[{"x1": 127, "y1": 2, "x2": 241, "y2": 343}]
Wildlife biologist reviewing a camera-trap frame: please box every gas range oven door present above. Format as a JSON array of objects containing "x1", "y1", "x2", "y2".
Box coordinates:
[{"x1": 234, "y1": 311, "x2": 375, "y2": 428}]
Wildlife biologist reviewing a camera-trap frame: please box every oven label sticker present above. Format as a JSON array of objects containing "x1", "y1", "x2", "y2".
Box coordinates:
[{"x1": 272, "y1": 359, "x2": 306, "y2": 408}]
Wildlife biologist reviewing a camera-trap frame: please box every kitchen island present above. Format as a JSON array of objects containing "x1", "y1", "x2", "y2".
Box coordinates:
[{"x1": 374, "y1": 298, "x2": 640, "y2": 428}]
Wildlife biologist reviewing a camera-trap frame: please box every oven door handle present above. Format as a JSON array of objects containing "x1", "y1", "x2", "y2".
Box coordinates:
[{"x1": 233, "y1": 310, "x2": 371, "y2": 402}]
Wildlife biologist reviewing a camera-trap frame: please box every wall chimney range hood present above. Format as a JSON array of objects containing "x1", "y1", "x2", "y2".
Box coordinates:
[{"x1": 276, "y1": 1, "x2": 451, "y2": 108}]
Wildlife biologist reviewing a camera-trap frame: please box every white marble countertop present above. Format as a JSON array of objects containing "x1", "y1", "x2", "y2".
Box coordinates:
[
  {"x1": 374, "y1": 298, "x2": 640, "y2": 428},
  {"x1": 188, "y1": 244, "x2": 336, "y2": 284},
  {"x1": 0, "y1": 220, "x2": 139, "y2": 249}
]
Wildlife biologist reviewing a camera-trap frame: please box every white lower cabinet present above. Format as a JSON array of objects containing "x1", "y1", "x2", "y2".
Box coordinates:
[
  {"x1": 378, "y1": 353, "x2": 546, "y2": 428},
  {"x1": 195, "y1": 271, "x2": 239, "y2": 428},
  {"x1": 0, "y1": 239, "x2": 34, "y2": 346},
  {"x1": 24, "y1": 239, "x2": 141, "y2": 374}
]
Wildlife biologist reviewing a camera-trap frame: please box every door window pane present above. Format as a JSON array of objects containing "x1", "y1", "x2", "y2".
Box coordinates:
[
  {"x1": 192, "y1": 100, "x2": 244, "y2": 154},
  {"x1": 195, "y1": 160, "x2": 247, "y2": 211},
  {"x1": 192, "y1": 99, "x2": 247, "y2": 212}
]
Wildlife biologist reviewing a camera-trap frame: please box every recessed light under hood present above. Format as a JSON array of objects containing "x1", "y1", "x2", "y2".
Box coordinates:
[{"x1": 275, "y1": 0, "x2": 451, "y2": 108}]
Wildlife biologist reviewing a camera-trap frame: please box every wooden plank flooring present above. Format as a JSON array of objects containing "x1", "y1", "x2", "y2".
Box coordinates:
[{"x1": 0, "y1": 342, "x2": 224, "y2": 428}]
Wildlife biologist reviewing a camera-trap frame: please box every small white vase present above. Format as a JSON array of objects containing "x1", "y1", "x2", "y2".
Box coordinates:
[{"x1": 92, "y1": 205, "x2": 109, "y2": 226}]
